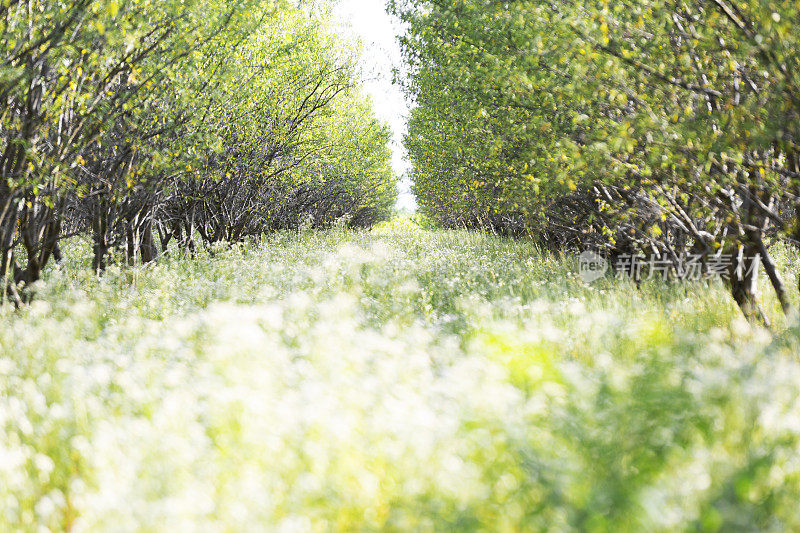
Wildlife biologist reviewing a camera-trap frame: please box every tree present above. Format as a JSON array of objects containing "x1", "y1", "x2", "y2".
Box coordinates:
[
  {"x1": 391, "y1": 0, "x2": 800, "y2": 322},
  {"x1": 1, "y1": 0, "x2": 397, "y2": 300}
]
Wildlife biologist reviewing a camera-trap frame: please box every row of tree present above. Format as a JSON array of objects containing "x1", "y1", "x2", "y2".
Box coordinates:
[
  {"x1": 1, "y1": 0, "x2": 397, "y2": 301},
  {"x1": 391, "y1": 0, "x2": 800, "y2": 323}
]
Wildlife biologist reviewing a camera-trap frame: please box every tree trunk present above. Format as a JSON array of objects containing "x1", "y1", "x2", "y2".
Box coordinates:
[
  {"x1": 788, "y1": 150, "x2": 800, "y2": 296},
  {"x1": 139, "y1": 216, "x2": 156, "y2": 263},
  {"x1": 756, "y1": 238, "x2": 792, "y2": 316},
  {"x1": 92, "y1": 210, "x2": 109, "y2": 273},
  {"x1": 182, "y1": 216, "x2": 196, "y2": 255},
  {"x1": 52, "y1": 243, "x2": 63, "y2": 264},
  {"x1": 728, "y1": 241, "x2": 770, "y2": 327}
]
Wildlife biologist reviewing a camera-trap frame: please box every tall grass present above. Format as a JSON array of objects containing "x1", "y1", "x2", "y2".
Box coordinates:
[{"x1": 2, "y1": 226, "x2": 799, "y2": 531}]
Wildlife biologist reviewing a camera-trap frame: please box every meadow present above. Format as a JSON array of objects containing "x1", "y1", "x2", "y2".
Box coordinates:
[{"x1": 2, "y1": 222, "x2": 800, "y2": 531}]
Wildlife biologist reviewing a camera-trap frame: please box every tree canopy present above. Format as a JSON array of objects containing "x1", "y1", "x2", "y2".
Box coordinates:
[
  {"x1": 391, "y1": 0, "x2": 800, "y2": 322},
  {"x1": 1, "y1": 0, "x2": 398, "y2": 299}
]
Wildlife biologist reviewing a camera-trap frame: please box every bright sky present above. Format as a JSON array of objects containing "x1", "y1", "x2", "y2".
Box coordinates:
[{"x1": 331, "y1": 0, "x2": 417, "y2": 211}]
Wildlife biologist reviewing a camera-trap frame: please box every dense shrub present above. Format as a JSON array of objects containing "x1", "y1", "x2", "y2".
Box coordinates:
[
  {"x1": 391, "y1": 0, "x2": 800, "y2": 323},
  {"x1": 1, "y1": 0, "x2": 397, "y2": 297}
]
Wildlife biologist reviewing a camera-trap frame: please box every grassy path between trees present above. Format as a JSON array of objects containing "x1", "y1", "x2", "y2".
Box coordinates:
[{"x1": 3, "y1": 224, "x2": 800, "y2": 530}]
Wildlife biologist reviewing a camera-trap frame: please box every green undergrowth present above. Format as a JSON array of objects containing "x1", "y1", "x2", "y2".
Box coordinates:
[{"x1": 2, "y1": 227, "x2": 800, "y2": 531}]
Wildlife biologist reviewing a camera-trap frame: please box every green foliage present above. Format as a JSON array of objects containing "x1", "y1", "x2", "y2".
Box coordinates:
[
  {"x1": 1, "y1": 0, "x2": 397, "y2": 290},
  {"x1": 391, "y1": 0, "x2": 800, "y2": 240},
  {"x1": 2, "y1": 227, "x2": 800, "y2": 530},
  {"x1": 391, "y1": 0, "x2": 800, "y2": 322},
  {"x1": 179, "y1": 4, "x2": 398, "y2": 232}
]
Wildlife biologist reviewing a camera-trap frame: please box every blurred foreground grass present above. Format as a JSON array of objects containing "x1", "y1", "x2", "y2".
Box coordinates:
[{"x1": 2, "y1": 225, "x2": 800, "y2": 531}]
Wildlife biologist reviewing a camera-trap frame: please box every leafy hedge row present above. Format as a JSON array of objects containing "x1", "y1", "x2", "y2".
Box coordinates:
[
  {"x1": 1, "y1": 0, "x2": 397, "y2": 298},
  {"x1": 391, "y1": 0, "x2": 800, "y2": 323}
]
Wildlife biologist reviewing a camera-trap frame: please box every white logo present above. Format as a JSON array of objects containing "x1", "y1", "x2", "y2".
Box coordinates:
[{"x1": 579, "y1": 251, "x2": 608, "y2": 283}]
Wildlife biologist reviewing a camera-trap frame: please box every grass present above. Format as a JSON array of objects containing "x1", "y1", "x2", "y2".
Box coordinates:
[{"x1": 2, "y1": 224, "x2": 800, "y2": 531}]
